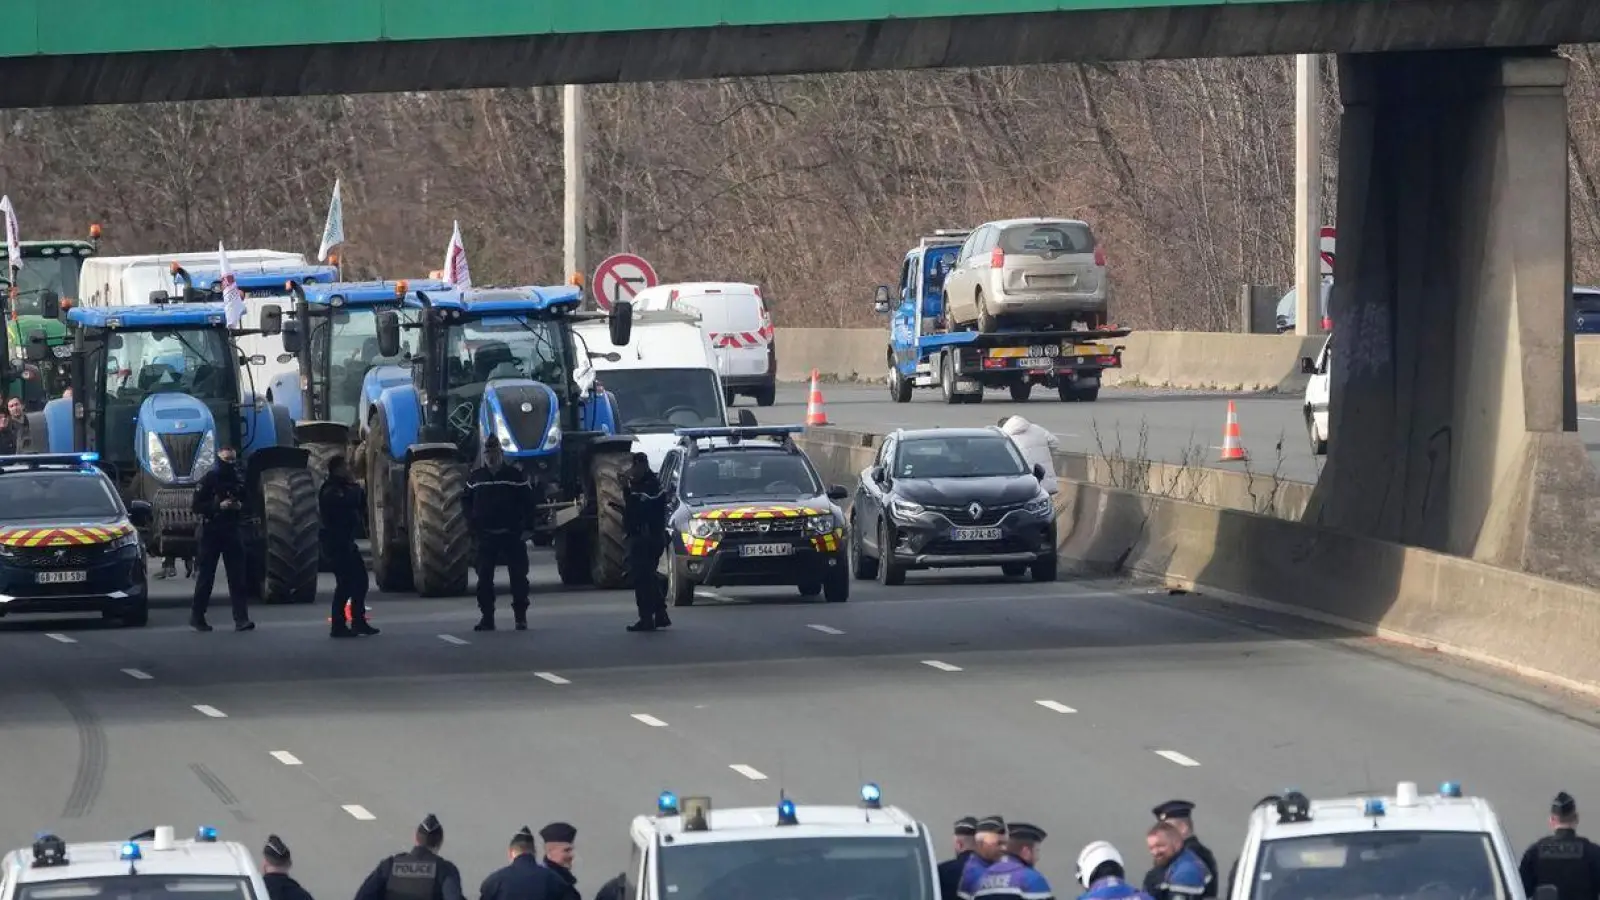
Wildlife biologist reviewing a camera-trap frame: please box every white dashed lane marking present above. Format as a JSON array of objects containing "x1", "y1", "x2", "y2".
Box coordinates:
[
  {"x1": 729, "y1": 764, "x2": 768, "y2": 781},
  {"x1": 342, "y1": 805, "x2": 376, "y2": 821},
  {"x1": 45, "y1": 633, "x2": 76, "y2": 644},
  {"x1": 193, "y1": 705, "x2": 227, "y2": 718},
  {"x1": 631, "y1": 714, "x2": 669, "y2": 727},
  {"x1": 534, "y1": 672, "x2": 570, "y2": 685},
  {"x1": 921, "y1": 660, "x2": 963, "y2": 672},
  {"x1": 437, "y1": 635, "x2": 469, "y2": 645},
  {"x1": 1035, "y1": 700, "x2": 1078, "y2": 714},
  {"x1": 270, "y1": 751, "x2": 302, "y2": 766},
  {"x1": 121, "y1": 668, "x2": 153, "y2": 680},
  {"x1": 1154, "y1": 750, "x2": 1201, "y2": 767},
  {"x1": 807, "y1": 624, "x2": 844, "y2": 635}
]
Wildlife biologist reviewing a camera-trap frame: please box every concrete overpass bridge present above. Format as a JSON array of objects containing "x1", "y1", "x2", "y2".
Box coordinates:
[{"x1": 6, "y1": 0, "x2": 1600, "y2": 580}]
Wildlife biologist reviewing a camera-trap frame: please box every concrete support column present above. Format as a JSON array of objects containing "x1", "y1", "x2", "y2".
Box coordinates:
[
  {"x1": 1293, "y1": 54, "x2": 1325, "y2": 337},
  {"x1": 562, "y1": 84, "x2": 588, "y2": 301},
  {"x1": 1306, "y1": 49, "x2": 1600, "y2": 587}
]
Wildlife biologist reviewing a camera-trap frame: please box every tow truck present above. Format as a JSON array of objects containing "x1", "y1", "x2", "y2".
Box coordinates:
[{"x1": 873, "y1": 230, "x2": 1129, "y2": 403}]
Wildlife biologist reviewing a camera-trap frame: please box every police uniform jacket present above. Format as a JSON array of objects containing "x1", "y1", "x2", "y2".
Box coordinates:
[
  {"x1": 939, "y1": 850, "x2": 974, "y2": 900},
  {"x1": 1079, "y1": 876, "x2": 1155, "y2": 900},
  {"x1": 542, "y1": 858, "x2": 581, "y2": 900},
  {"x1": 318, "y1": 475, "x2": 365, "y2": 548},
  {"x1": 353, "y1": 846, "x2": 465, "y2": 900},
  {"x1": 966, "y1": 855, "x2": 1055, "y2": 900},
  {"x1": 463, "y1": 462, "x2": 534, "y2": 534},
  {"x1": 263, "y1": 872, "x2": 315, "y2": 900},
  {"x1": 622, "y1": 472, "x2": 666, "y2": 541},
  {"x1": 193, "y1": 463, "x2": 247, "y2": 531},
  {"x1": 1183, "y1": 836, "x2": 1219, "y2": 899},
  {"x1": 1146, "y1": 849, "x2": 1210, "y2": 900},
  {"x1": 479, "y1": 853, "x2": 569, "y2": 900},
  {"x1": 956, "y1": 853, "x2": 995, "y2": 900},
  {"x1": 593, "y1": 873, "x2": 626, "y2": 900},
  {"x1": 1520, "y1": 828, "x2": 1600, "y2": 900}
]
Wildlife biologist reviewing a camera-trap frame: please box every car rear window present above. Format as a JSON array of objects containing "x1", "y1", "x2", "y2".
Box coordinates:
[{"x1": 1000, "y1": 223, "x2": 1095, "y2": 255}]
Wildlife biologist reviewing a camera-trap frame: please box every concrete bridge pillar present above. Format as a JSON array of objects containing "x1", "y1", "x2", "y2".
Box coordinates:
[{"x1": 1306, "y1": 48, "x2": 1600, "y2": 588}]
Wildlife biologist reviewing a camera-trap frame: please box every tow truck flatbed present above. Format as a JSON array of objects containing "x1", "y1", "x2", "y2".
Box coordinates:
[{"x1": 913, "y1": 326, "x2": 1132, "y2": 351}]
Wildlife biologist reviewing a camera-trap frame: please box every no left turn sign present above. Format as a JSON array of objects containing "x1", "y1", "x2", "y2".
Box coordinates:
[{"x1": 592, "y1": 253, "x2": 659, "y2": 311}]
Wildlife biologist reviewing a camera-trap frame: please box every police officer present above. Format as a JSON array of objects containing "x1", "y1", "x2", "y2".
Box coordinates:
[
  {"x1": 965, "y1": 822, "x2": 1055, "y2": 900},
  {"x1": 190, "y1": 444, "x2": 253, "y2": 633},
  {"x1": 322, "y1": 454, "x2": 378, "y2": 638},
  {"x1": 479, "y1": 826, "x2": 568, "y2": 900},
  {"x1": 1143, "y1": 822, "x2": 1209, "y2": 900},
  {"x1": 1520, "y1": 792, "x2": 1600, "y2": 900},
  {"x1": 353, "y1": 815, "x2": 464, "y2": 900},
  {"x1": 1151, "y1": 800, "x2": 1216, "y2": 898},
  {"x1": 957, "y1": 816, "x2": 1010, "y2": 900},
  {"x1": 262, "y1": 835, "x2": 314, "y2": 900},
  {"x1": 464, "y1": 435, "x2": 534, "y2": 632},
  {"x1": 621, "y1": 452, "x2": 671, "y2": 633},
  {"x1": 939, "y1": 817, "x2": 979, "y2": 900},
  {"x1": 1077, "y1": 842, "x2": 1153, "y2": 900},
  {"x1": 539, "y1": 822, "x2": 581, "y2": 900}
]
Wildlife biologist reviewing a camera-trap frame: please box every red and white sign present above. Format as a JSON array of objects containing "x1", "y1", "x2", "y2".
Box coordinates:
[
  {"x1": 592, "y1": 253, "x2": 659, "y2": 311},
  {"x1": 1320, "y1": 226, "x2": 1336, "y2": 276},
  {"x1": 708, "y1": 307, "x2": 774, "y2": 349}
]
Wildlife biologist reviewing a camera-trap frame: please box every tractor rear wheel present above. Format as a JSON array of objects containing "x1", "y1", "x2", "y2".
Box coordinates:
[
  {"x1": 589, "y1": 451, "x2": 631, "y2": 589},
  {"x1": 408, "y1": 458, "x2": 471, "y2": 597},
  {"x1": 262, "y1": 467, "x2": 320, "y2": 604},
  {"x1": 368, "y1": 409, "x2": 414, "y2": 592}
]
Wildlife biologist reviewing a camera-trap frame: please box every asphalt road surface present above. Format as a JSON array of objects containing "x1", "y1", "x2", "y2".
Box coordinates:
[
  {"x1": 754, "y1": 384, "x2": 1600, "y2": 484},
  {"x1": 3, "y1": 557, "x2": 1599, "y2": 898}
]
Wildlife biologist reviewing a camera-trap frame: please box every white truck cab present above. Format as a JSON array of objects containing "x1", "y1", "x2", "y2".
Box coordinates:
[
  {"x1": 616, "y1": 786, "x2": 940, "y2": 900},
  {"x1": 1, "y1": 826, "x2": 269, "y2": 900},
  {"x1": 1229, "y1": 782, "x2": 1524, "y2": 900},
  {"x1": 1300, "y1": 334, "x2": 1332, "y2": 456}
]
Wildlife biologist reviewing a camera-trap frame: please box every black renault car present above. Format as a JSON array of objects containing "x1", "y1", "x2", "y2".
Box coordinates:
[
  {"x1": 849, "y1": 427, "x2": 1057, "y2": 585},
  {"x1": 0, "y1": 453, "x2": 153, "y2": 626},
  {"x1": 658, "y1": 426, "x2": 851, "y2": 605}
]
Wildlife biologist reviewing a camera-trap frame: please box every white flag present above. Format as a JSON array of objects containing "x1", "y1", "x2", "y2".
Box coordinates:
[
  {"x1": 218, "y1": 242, "x2": 246, "y2": 328},
  {"x1": 317, "y1": 178, "x2": 345, "y2": 262},
  {"x1": 0, "y1": 195, "x2": 20, "y2": 279},
  {"x1": 444, "y1": 220, "x2": 472, "y2": 289}
]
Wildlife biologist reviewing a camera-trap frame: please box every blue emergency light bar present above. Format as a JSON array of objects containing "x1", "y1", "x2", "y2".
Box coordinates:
[
  {"x1": 860, "y1": 783, "x2": 882, "y2": 808},
  {"x1": 119, "y1": 842, "x2": 141, "y2": 861},
  {"x1": 657, "y1": 791, "x2": 679, "y2": 816},
  {"x1": 1363, "y1": 799, "x2": 1385, "y2": 817},
  {"x1": 675, "y1": 425, "x2": 804, "y2": 441},
  {"x1": 195, "y1": 826, "x2": 218, "y2": 842},
  {"x1": 1440, "y1": 782, "x2": 1463, "y2": 798},
  {"x1": 777, "y1": 797, "x2": 798, "y2": 826},
  {"x1": 0, "y1": 452, "x2": 98, "y2": 469}
]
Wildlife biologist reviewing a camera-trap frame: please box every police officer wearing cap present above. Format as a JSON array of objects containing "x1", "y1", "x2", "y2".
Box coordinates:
[
  {"x1": 353, "y1": 815, "x2": 465, "y2": 900},
  {"x1": 1520, "y1": 792, "x2": 1600, "y2": 900},
  {"x1": 322, "y1": 454, "x2": 377, "y2": 638},
  {"x1": 1150, "y1": 801, "x2": 1216, "y2": 899},
  {"x1": 940, "y1": 817, "x2": 979, "y2": 900},
  {"x1": 464, "y1": 435, "x2": 535, "y2": 632},
  {"x1": 261, "y1": 836, "x2": 314, "y2": 900},
  {"x1": 957, "y1": 817, "x2": 1011, "y2": 900},
  {"x1": 479, "y1": 826, "x2": 568, "y2": 900},
  {"x1": 538, "y1": 822, "x2": 581, "y2": 900},
  {"x1": 190, "y1": 444, "x2": 254, "y2": 632},
  {"x1": 621, "y1": 452, "x2": 671, "y2": 633},
  {"x1": 966, "y1": 822, "x2": 1056, "y2": 900}
]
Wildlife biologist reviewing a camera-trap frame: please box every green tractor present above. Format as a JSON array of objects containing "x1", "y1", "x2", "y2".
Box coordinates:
[{"x1": 1, "y1": 226, "x2": 100, "y2": 406}]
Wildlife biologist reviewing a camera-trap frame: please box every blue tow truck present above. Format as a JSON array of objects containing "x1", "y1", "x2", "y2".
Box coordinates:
[{"x1": 873, "y1": 230, "x2": 1129, "y2": 403}]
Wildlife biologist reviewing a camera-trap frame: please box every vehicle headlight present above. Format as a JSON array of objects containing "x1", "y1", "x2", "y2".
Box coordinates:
[
  {"x1": 1023, "y1": 494, "x2": 1054, "y2": 517},
  {"x1": 688, "y1": 518, "x2": 721, "y2": 539},
  {"x1": 540, "y1": 421, "x2": 561, "y2": 451},
  {"x1": 145, "y1": 432, "x2": 174, "y2": 483},
  {"x1": 190, "y1": 431, "x2": 216, "y2": 480},
  {"x1": 890, "y1": 498, "x2": 925, "y2": 519},
  {"x1": 0, "y1": 544, "x2": 16, "y2": 558},
  {"x1": 492, "y1": 410, "x2": 520, "y2": 452},
  {"x1": 805, "y1": 515, "x2": 836, "y2": 535},
  {"x1": 109, "y1": 532, "x2": 140, "y2": 552}
]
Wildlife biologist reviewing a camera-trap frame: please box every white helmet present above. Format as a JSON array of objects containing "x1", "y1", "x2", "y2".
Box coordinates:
[{"x1": 1078, "y1": 840, "x2": 1123, "y2": 887}]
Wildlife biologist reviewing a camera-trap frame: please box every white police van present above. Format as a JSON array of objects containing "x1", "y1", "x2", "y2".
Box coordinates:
[
  {"x1": 618, "y1": 784, "x2": 940, "y2": 900},
  {"x1": 1229, "y1": 781, "x2": 1525, "y2": 900},
  {"x1": 0, "y1": 826, "x2": 269, "y2": 900}
]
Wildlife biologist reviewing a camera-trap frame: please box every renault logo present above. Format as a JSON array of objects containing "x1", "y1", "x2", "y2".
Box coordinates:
[{"x1": 968, "y1": 502, "x2": 984, "y2": 519}]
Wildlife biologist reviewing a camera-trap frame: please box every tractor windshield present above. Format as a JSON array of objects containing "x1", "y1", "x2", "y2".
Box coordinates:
[
  {"x1": 309, "y1": 305, "x2": 415, "y2": 427},
  {"x1": 5, "y1": 249, "x2": 86, "y2": 311},
  {"x1": 440, "y1": 316, "x2": 569, "y2": 445},
  {"x1": 90, "y1": 328, "x2": 236, "y2": 465}
]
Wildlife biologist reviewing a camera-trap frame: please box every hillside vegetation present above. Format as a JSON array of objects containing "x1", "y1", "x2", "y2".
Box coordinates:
[{"x1": 4, "y1": 50, "x2": 1600, "y2": 329}]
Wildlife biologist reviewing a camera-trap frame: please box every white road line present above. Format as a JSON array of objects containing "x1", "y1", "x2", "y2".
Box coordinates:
[
  {"x1": 437, "y1": 634, "x2": 469, "y2": 645},
  {"x1": 807, "y1": 624, "x2": 844, "y2": 635},
  {"x1": 341, "y1": 804, "x2": 376, "y2": 821},
  {"x1": 534, "y1": 672, "x2": 570, "y2": 685},
  {"x1": 729, "y1": 764, "x2": 769, "y2": 781},
  {"x1": 1035, "y1": 700, "x2": 1078, "y2": 714},
  {"x1": 192, "y1": 705, "x2": 227, "y2": 719},
  {"x1": 631, "y1": 713, "x2": 669, "y2": 727},
  {"x1": 1581, "y1": 416, "x2": 1600, "y2": 422},
  {"x1": 121, "y1": 668, "x2": 153, "y2": 680},
  {"x1": 921, "y1": 659, "x2": 963, "y2": 672},
  {"x1": 270, "y1": 751, "x2": 302, "y2": 766},
  {"x1": 45, "y1": 633, "x2": 76, "y2": 644},
  {"x1": 1154, "y1": 749, "x2": 1201, "y2": 767}
]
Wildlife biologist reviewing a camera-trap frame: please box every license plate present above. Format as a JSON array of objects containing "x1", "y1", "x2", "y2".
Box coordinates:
[
  {"x1": 37, "y1": 570, "x2": 86, "y2": 584},
  {"x1": 955, "y1": 380, "x2": 979, "y2": 391},
  {"x1": 990, "y1": 345, "x2": 1056, "y2": 359},
  {"x1": 950, "y1": 528, "x2": 1002, "y2": 541},
  {"x1": 1017, "y1": 357, "x2": 1052, "y2": 369},
  {"x1": 740, "y1": 543, "x2": 793, "y2": 557}
]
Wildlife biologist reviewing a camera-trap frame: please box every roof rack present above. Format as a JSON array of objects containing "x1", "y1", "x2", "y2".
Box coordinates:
[{"x1": 675, "y1": 425, "x2": 803, "y2": 457}]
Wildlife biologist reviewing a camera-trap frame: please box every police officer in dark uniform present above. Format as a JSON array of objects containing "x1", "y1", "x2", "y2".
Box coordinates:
[
  {"x1": 621, "y1": 453, "x2": 670, "y2": 633},
  {"x1": 464, "y1": 435, "x2": 534, "y2": 632},
  {"x1": 479, "y1": 826, "x2": 568, "y2": 900},
  {"x1": 353, "y1": 815, "x2": 465, "y2": 900},
  {"x1": 969, "y1": 822, "x2": 1055, "y2": 900},
  {"x1": 957, "y1": 816, "x2": 1009, "y2": 900},
  {"x1": 539, "y1": 822, "x2": 581, "y2": 900},
  {"x1": 1152, "y1": 800, "x2": 1217, "y2": 899},
  {"x1": 190, "y1": 445, "x2": 253, "y2": 633},
  {"x1": 261, "y1": 836, "x2": 314, "y2": 900},
  {"x1": 939, "y1": 817, "x2": 979, "y2": 900},
  {"x1": 1520, "y1": 792, "x2": 1600, "y2": 900},
  {"x1": 321, "y1": 454, "x2": 378, "y2": 638}
]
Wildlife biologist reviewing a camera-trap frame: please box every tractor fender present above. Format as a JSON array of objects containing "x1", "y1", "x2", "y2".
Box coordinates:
[
  {"x1": 579, "y1": 388, "x2": 621, "y2": 435},
  {"x1": 42, "y1": 397, "x2": 74, "y2": 453},
  {"x1": 294, "y1": 420, "x2": 350, "y2": 447},
  {"x1": 375, "y1": 383, "x2": 422, "y2": 461},
  {"x1": 266, "y1": 371, "x2": 303, "y2": 421},
  {"x1": 404, "y1": 442, "x2": 461, "y2": 467}
]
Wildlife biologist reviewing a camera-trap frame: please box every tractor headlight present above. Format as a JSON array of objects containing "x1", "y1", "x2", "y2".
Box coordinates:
[
  {"x1": 492, "y1": 410, "x2": 519, "y2": 452},
  {"x1": 688, "y1": 519, "x2": 720, "y2": 539},
  {"x1": 145, "y1": 432, "x2": 174, "y2": 483},
  {"x1": 541, "y1": 421, "x2": 561, "y2": 451},
  {"x1": 190, "y1": 431, "x2": 216, "y2": 481},
  {"x1": 805, "y1": 515, "x2": 836, "y2": 535}
]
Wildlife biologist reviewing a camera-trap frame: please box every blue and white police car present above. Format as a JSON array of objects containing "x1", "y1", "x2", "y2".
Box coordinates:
[
  {"x1": 0, "y1": 827, "x2": 269, "y2": 900},
  {"x1": 619, "y1": 784, "x2": 940, "y2": 900}
]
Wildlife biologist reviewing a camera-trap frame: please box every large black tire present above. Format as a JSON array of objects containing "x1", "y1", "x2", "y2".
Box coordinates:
[
  {"x1": 754, "y1": 384, "x2": 776, "y2": 407},
  {"x1": 303, "y1": 441, "x2": 342, "y2": 572},
  {"x1": 1009, "y1": 383, "x2": 1033, "y2": 402},
  {"x1": 554, "y1": 528, "x2": 592, "y2": 586},
  {"x1": 888, "y1": 361, "x2": 913, "y2": 404},
  {"x1": 823, "y1": 561, "x2": 849, "y2": 602},
  {"x1": 589, "y1": 451, "x2": 631, "y2": 588},
  {"x1": 261, "y1": 467, "x2": 320, "y2": 604},
  {"x1": 667, "y1": 553, "x2": 696, "y2": 606},
  {"x1": 408, "y1": 458, "x2": 471, "y2": 597},
  {"x1": 368, "y1": 409, "x2": 414, "y2": 592},
  {"x1": 877, "y1": 520, "x2": 906, "y2": 586},
  {"x1": 849, "y1": 512, "x2": 878, "y2": 580}
]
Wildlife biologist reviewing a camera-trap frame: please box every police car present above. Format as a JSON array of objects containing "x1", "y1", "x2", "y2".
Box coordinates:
[
  {"x1": 1230, "y1": 781, "x2": 1525, "y2": 900},
  {"x1": 0, "y1": 453, "x2": 152, "y2": 627},
  {"x1": 620, "y1": 784, "x2": 940, "y2": 900},
  {"x1": 657, "y1": 425, "x2": 851, "y2": 606},
  {"x1": 1, "y1": 826, "x2": 270, "y2": 900}
]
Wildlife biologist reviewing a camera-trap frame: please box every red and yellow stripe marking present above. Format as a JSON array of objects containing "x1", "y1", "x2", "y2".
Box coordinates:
[
  {"x1": 696, "y1": 506, "x2": 824, "y2": 521},
  {"x1": 0, "y1": 522, "x2": 134, "y2": 548}
]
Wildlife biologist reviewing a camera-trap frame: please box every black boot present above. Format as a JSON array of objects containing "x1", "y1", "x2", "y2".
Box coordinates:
[
  {"x1": 190, "y1": 615, "x2": 212, "y2": 633},
  {"x1": 473, "y1": 616, "x2": 495, "y2": 632},
  {"x1": 626, "y1": 619, "x2": 658, "y2": 632},
  {"x1": 330, "y1": 622, "x2": 356, "y2": 639},
  {"x1": 654, "y1": 611, "x2": 672, "y2": 628},
  {"x1": 351, "y1": 619, "x2": 380, "y2": 636}
]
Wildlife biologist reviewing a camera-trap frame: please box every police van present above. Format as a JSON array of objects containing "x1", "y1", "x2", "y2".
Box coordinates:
[
  {"x1": 1229, "y1": 781, "x2": 1525, "y2": 900},
  {"x1": 616, "y1": 784, "x2": 940, "y2": 900},
  {"x1": 0, "y1": 826, "x2": 269, "y2": 900}
]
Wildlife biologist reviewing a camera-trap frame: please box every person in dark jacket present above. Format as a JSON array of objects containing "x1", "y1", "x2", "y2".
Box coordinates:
[
  {"x1": 463, "y1": 435, "x2": 534, "y2": 632},
  {"x1": 957, "y1": 816, "x2": 1009, "y2": 900},
  {"x1": 479, "y1": 826, "x2": 569, "y2": 900},
  {"x1": 1152, "y1": 800, "x2": 1217, "y2": 899},
  {"x1": 539, "y1": 822, "x2": 581, "y2": 900},
  {"x1": 621, "y1": 453, "x2": 670, "y2": 632},
  {"x1": 593, "y1": 873, "x2": 626, "y2": 900},
  {"x1": 321, "y1": 454, "x2": 378, "y2": 638},
  {"x1": 353, "y1": 815, "x2": 464, "y2": 900},
  {"x1": 1520, "y1": 792, "x2": 1600, "y2": 900},
  {"x1": 939, "y1": 817, "x2": 979, "y2": 900},
  {"x1": 190, "y1": 445, "x2": 253, "y2": 632},
  {"x1": 261, "y1": 835, "x2": 314, "y2": 900}
]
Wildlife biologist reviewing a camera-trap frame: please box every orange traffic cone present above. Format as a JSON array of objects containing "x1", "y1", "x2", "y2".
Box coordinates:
[
  {"x1": 805, "y1": 369, "x2": 830, "y2": 426},
  {"x1": 1218, "y1": 400, "x2": 1248, "y2": 462},
  {"x1": 327, "y1": 600, "x2": 373, "y2": 625}
]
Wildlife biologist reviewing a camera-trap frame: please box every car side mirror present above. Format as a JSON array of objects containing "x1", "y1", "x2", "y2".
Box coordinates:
[
  {"x1": 247, "y1": 354, "x2": 267, "y2": 366},
  {"x1": 127, "y1": 499, "x2": 153, "y2": 528},
  {"x1": 258, "y1": 304, "x2": 284, "y2": 336},
  {"x1": 827, "y1": 484, "x2": 849, "y2": 501},
  {"x1": 23, "y1": 329, "x2": 48, "y2": 361},
  {"x1": 37, "y1": 290, "x2": 60, "y2": 319},
  {"x1": 736, "y1": 408, "x2": 757, "y2": 427},
  {"x1": 280, "y1": 319, "x2": 302, "y2": 354},
  {"x1": 609, "y1": 299, "x2": 634, "y2": 347},
  {"x1": 1032, "y1": 463, "x2": 1046, "y2": 481},
  {"x1": 870, "y1": 465, "x2": 886, "y2": 485},
  {"x1": 1300, "y1": 356, "x2": 1316, "y2": 374},
  {"x1": 376, "y1": 310, "x2": 402, "y2": 358}
]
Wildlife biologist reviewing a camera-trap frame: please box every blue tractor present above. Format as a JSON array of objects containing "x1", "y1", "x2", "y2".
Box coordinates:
[
  {"x1": 19, "y1": 294, "x2": 322, "y2": 604},
  {"x1": 363, "y1": 285, "x2": 635, "y2": 595}
]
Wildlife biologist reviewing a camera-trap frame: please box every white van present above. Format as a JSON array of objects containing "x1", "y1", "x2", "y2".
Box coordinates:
[
  {"x1": 79, "y1": 250, "x2": 306, "y2": 308},
  {"x1": 1300, "y1": 333, "x2": 1332, "y2": 455},
  {"x1": 631, "y1": 282, "x2": 776, "y2": 407}
]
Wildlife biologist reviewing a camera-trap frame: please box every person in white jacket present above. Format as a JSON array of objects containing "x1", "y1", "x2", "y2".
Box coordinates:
[{"x1": 999, "y1": 415, "x2": 1060, "y2": 494}]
